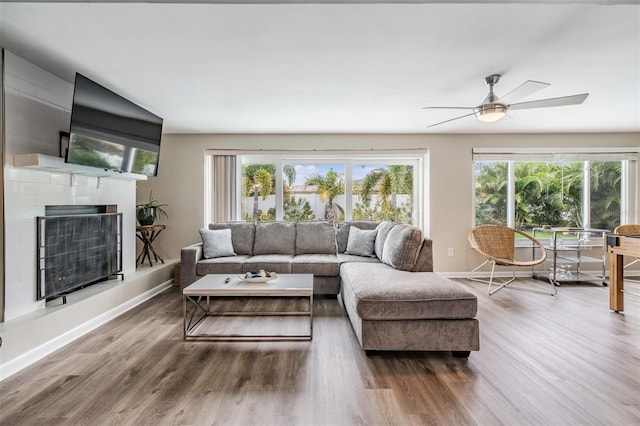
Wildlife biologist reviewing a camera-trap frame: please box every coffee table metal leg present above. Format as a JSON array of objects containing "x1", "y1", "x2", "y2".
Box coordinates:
[
  {"x1": 184, "y1": 295, "x2": 210, "y2": 339},
  {"x1": 309, "y1": 293, "x2": 313, "y2": 340},
  {"x1": 183, "y1": 294, "x2": 313, "y2": 342}
]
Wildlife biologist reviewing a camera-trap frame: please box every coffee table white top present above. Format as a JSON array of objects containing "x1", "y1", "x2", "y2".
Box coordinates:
[{"x1": 183, "y1": 273, "x2": 313, "y2": 297}]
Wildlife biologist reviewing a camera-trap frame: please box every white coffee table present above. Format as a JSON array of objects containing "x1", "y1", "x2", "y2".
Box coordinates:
[{"x1": 183, "y1": 273, "x2": 313, "y2": 341}]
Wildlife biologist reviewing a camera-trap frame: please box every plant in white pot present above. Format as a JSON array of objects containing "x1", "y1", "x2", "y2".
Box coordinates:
[{"x1": 136, "y1": 191, "x2": 168, "y2": 226}]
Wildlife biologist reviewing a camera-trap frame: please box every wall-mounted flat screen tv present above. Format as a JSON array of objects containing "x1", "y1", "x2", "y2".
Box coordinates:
[{"x1": 66, "y1": 73, "x2": 163, "y2": 176}]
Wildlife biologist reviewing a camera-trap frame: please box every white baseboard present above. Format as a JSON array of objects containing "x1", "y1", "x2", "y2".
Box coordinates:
[
  {"x1": 0, "y1": 280, "x2": 173, "y2": 382},
  {"x1": 439, "y1": 271, "x2": 537, "y2": 279},
  {"x1": 439, "y1": 271, "x2": 639, "y2": 280}
]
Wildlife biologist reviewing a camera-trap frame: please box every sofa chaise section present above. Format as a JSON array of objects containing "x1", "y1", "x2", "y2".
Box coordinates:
[{"x1": 340, "y1": 262, "x2": 479, "y2": 353}]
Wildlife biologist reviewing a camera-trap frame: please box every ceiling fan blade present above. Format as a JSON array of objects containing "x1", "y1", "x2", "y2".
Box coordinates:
[
  {"x1": 509, "y1": 93, "x2": 589, "y2": 110},
  {"x1": 422, "y1": 106, "x2": 475, "y2": 110},
  {"x1": 498, "y1": 80, "x2": 550, "y2": 105},
  {"x1": 426, "y1": 112, "x2": 477, "y2": 128}
]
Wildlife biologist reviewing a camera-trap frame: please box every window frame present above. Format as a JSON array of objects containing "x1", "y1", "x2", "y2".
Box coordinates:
[
  {"x1": 472, "y1": 148, "x2": 639, "y2": 241},
  {"x1": 233, "y1": 152, "x2": 427, "y2": 228}
]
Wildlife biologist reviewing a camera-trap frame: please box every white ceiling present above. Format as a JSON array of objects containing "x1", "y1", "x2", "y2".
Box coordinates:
[{"x1": 1, "y1": 1, "x2": 639, "y2": 134}]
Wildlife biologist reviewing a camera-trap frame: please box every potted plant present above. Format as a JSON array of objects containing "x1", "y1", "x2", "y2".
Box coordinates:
[{"x1": 136, "y1": 191, "x2": 168, "y2": 226}]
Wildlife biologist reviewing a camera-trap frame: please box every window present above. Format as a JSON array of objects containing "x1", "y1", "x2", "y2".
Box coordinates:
[
  {"x1": 352, "y1": 164, "x2": 414, "y2": 223},
  {"x1": 283, "y1": 162, "x2": 346, "y2": 222},
  {"x1": 241, "y1": 163, "x2": 276, "y2": 221},
  {"x1": 475, "y1": 161, "x2": 508, "y2": 226},
  {"x1": 473, "y1": 149, "x2": 638, "y2": 233},
  {"x1": 590, "y1": 161, "x2": 622, "y2": 230},
  {"x1": 227, "y1": 153, "x2": 424, "y2": 225}
]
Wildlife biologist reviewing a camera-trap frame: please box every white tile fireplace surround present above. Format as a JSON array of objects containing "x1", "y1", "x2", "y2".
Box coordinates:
[{"x1": 4, "y1": 166, "x2": 137, "y2": 320}]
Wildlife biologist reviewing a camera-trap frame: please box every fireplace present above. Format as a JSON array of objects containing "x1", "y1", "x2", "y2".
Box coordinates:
[{"x1": 37, "y1": 205, "x2": 123, "y2": 303}]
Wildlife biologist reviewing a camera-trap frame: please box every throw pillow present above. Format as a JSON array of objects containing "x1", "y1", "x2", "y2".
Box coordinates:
[
  {"x1": 336, "y1": 221, "x2": 379, "y2": 253},
  {"x1": 345, "y1": 226, "x2": 378, "y2": 257},
  {"x1": 381, "y1": 224, "x2": 424, "y2": 271},
  {"x1": 374, "y1": 221, "x2": 397, "y2": 259},
  {"x1": 199, "y1": 228, "x2": 236, "y2": 259}
]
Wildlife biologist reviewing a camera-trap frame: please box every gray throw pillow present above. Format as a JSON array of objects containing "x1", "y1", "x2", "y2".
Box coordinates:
[
  {"x1": 374, "y1": 221, "x2": 397, "y2": 259},
  {"x1": 345, "y1": 226, "x2": 378, "y2": 257},
  {"x1": 381, "y1": 224, "x2": 424, "y2": 271},
  {"x1": 336, "y1": 221, "x2": 379, "y2": 253},
  {"x1": 199, "y1": 228, "x2": 236, "y2": 259}
]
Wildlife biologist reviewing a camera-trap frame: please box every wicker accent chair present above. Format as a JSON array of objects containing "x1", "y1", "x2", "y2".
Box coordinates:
[
  {"x1": 614, "y1": 224, "x2": 640, "y2": 277},
  {"x1": 468, "y1": 225, "x2": 555, "y2": 295}
]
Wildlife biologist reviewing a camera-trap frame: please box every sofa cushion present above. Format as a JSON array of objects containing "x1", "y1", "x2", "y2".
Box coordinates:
[
  {"x1": 381, "y1": 224, "x2": 424, "y2": 271},
  {"x1": 374, "y1": 221, "x2": 397, "y2": 260},
  {"x1": 209, "y1": 222, "x2": 255, "y2": 255},
  {"x1": 196, "y1": 255, "x2": 250, "y2": 275},
  {"x1": 243, "y1": 254, "x2": 294, "y2": 273},
  {"x1": 253, "y1": 222, "x2": 296, "y2": 255},
  {"x1": 337, "y1": 221, "x2": 379, "y2": 253},
  {"x1": 296, "y1": 221, "x2": 336, "y2": 255},
  {"x1": 292, "y1": 254, "x2": 340, "y2": 276},
  {"x1": 199, "y1": 228, "x2": 236, "y2": 259},
  {"x1": 345, "y1": 226, "x2": 377, "y2": 257},
  {"x1": 340, "y1": 262, "x2": 477, "y2": 320}
]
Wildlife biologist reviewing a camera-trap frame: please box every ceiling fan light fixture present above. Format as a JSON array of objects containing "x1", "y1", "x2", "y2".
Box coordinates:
[{"x1": 474, "y1": 104, "x2": 508, "y2": 123}]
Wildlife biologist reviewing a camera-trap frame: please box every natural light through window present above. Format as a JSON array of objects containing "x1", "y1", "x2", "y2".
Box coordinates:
[
  {"x1": 473, "y1": 149, "x2": 638, "y2": 235},
  {"x1": 234, "y1": 154, "x2": 424, "y2": 225}
]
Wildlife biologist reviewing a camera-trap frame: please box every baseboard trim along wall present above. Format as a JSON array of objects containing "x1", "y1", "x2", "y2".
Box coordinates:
[
  {"x1": 439, "y1": 270, "x2": 639, "y2": 280},
  {"x1": 0, "y1": 260, "x2": 177, "y2": 381}
]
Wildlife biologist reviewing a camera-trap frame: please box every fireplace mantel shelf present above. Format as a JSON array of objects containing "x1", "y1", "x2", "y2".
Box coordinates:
[{"x1": 11, "y1": 154, "x2": 147, "y2": 181}]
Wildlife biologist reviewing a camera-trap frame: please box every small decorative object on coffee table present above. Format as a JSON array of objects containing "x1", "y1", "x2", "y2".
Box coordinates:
[
  {"x1": 238, "y1": 269, "x2": 278, "y2": 283},
  {"x1": 183, "y1": 273, "x2": 313, "y2": 341}
]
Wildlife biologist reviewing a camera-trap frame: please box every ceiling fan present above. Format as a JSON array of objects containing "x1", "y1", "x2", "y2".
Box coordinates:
[{"x1": 423, "y1": 74, "x2": 589, "y2": 128}]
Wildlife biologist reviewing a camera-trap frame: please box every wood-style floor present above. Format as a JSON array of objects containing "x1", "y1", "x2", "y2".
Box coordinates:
[{"x1": 1, "y1": 278, "x2": 639, "y2": 425}]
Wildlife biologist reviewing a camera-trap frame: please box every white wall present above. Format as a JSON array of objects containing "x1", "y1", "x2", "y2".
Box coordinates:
[
  {"x1": 0, "y1": 50, "x2": 179, "y2": 378},
  {"x1": 138, "y1": 133, "x2": 640, "y2": 274},
  {"x1": 2, "y1": 52, "x2": 140, "y2": 321},
  {"x1": 3, "y1": 167, "x2": 137, "y2": 320}
]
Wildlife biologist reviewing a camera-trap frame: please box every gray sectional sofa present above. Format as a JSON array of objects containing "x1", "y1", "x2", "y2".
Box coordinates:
[{"x1": 180, "y1": 220, "x2": 479, "y2": 356}]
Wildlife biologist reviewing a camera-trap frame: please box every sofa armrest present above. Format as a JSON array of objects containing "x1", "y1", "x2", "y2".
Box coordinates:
[
  {"x1": 412, "y1": 238, "x2": 433, "y2": 272},
  {"x1": 180, "y1": 243, "x2": 203, "y2": 289}
]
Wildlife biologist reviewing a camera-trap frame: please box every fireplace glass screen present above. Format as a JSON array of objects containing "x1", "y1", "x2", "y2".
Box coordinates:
[{"x1": 37, "y1": 213, "x2": 123, "y2": 301}]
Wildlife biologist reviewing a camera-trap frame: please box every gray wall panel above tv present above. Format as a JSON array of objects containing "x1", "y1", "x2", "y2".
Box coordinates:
[{"x1": 3, "y1": 50, "x2": 73, "y2": 157}]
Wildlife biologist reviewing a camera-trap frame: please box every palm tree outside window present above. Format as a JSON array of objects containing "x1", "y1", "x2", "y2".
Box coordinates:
[{"x1": 236, "y1": 155, "x2": 421, "y2": 225}]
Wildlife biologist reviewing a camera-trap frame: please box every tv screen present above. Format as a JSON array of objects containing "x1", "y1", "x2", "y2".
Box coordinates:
[{"x1": 67, "y1": 73, "x2": 163, "y2": 176}]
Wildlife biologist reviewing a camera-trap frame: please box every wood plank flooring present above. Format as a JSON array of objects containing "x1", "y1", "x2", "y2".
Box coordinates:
[{"x1": 1, "y1": 278, "x2": 638, "y2": 425}]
